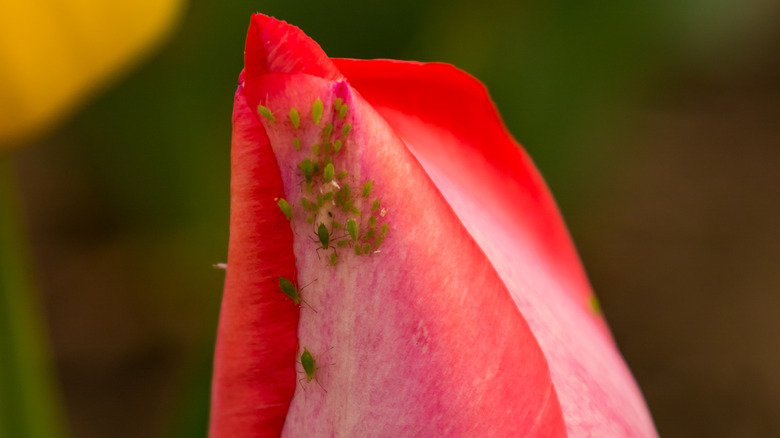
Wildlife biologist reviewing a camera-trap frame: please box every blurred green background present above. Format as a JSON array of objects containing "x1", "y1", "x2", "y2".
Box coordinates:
[{"x1": 2, "y1": 1, "x2": 779, "y2": 437}]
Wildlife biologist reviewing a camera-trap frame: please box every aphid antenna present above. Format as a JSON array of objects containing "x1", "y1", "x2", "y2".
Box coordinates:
[
  {"x1": 299, "y1": 278, "x2": 318, "y2": 291},
  {"x1": 299, "y1": 297, "x2": 318, "y2": 313},
  {"x1": 296, "y1": 278, "x2": 319, "y2": 313},
  {"x1": 330, "y1": 232, "x2": 350, "y2": 243}
]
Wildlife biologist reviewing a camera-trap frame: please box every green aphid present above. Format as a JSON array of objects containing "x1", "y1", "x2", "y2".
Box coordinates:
[
  {"x1": 342, "y1": 199, "x2": 353, "y2": 213},
  {"x1": 373, "y1": 234, "x2": 384, "y2": 248},
  {"x1": 312, "y1": 222, "x2": 346, "y2": 260},
  {"x1": 354, "y1": 244, "x2": 362, "y2": 255},
  {"x1": 323, "y1": 141, "x2": 331, "y2": 154},
  {"x1": 342, "y1": 123, "x2": 351, "y2": 137},
  {"x1": 369, "y1": 216, "x2": 376, "y2": 228},
  {"x1": 330, "y1": 252, "x2": 338, "y2": 266},
  {"x1": 349, "y1": 207, "x2": 361, "y2": 216},
  {"x1": 257, "y1": 104, "x2": 275, "y2": 122},
  {"x1": 312, "y1": 98, "x2": 324, "y2": 125},
  {"x1": 313, "y1": 223, "x2": 338, "y2": 258},
  {"x1": 381, "y1": 223, "x2": 389, "y2": 236},
  {"x1": 331, "y1": 220, "x2": 342, "y2": 229},
  {"x1": 372, "y1": 199, "x2": 380, "y2": 212},
  {"x1": 333, "y1": 139, "x2": 343, "y2": 153},
  {"x1": 317, "y1": 223, "x2": 330, "y2": 247},
  {"x1": 322, "y1": 192, "x2": 333, "y2": 201},
  {"x1": 289, "y1": 108, "x2": 300, "y2": 129},
  {"x1": 278, "y1": 276, "x2": 301, "y2": 305},
  {"x1": 312, "y1": 143, "x2": 320, "y2": 155},
  {"x1": 306, "y1": 214, "x2": 314, "y2": 224},
  {"x1": 323, "y1": 123, "x2": 334, "y2": 137},
  {"x1": 362, "y1": 180, "x2": 373, "y2": 198},
  {"x1": 363, "y1": 243, "x2": 371, "y2": 254},
  {"x1": 337, "y1": 240, "x2": 349, "y2": 247},
  {"x1": 293, "y1": 138, "x2": 301, "y2": 150},
  {"x1": 300, "y1": 348, "x2": 316, "y2": 382},
  {"x1": 299, "y1": 347, "x2": 330, "y2": 390},
  {"x1": 365, "y1": 229, "x2": 375, "y2": 240},
  {"x1": 323, "y1": 163, "x2": 335, "y2": 182},
  {"x1": 277, "y1": 198, "x2": 292, "y2": 220},
  {"x1": 336, "y1": 170, "x2": 348, "y2": 180},
  {"x1": 301, "y1": 197, "x2": 311, "y2": 211},
  {"x1": 347, "y1": 219, "x2": 358, "y2": 241},
  {"x1": 339, "y1": 103, "x2": 348, "y2": 120},
  {"x1": 299, "y1": 158, "x2": 317, "y2": 183},
  {"x1": 334, "y1": 97, "x2": 343, "y2": 111}
]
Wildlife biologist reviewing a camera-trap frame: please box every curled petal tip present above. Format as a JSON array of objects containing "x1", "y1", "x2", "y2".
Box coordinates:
[{"x1": 245, "y1": 14, "x2": 343, "y2": 81}]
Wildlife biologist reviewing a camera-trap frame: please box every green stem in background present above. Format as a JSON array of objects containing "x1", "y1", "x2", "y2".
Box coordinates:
[{"x1": 0, "y1": 156, "x2": 67, "y2": 438}]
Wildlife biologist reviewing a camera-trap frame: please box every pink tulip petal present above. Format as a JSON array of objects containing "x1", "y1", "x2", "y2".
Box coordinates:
[{"x1": 333, "y1": 59, "x2": 658, "y2": 437}]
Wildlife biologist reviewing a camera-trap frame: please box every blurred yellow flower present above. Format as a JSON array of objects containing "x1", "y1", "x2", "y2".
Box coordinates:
[{"x1": 0, "y1": 0, "x2": 185, "y2": 148}]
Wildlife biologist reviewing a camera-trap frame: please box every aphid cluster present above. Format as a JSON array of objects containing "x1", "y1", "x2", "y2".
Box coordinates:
[
  {"x1": 259, "y1": 92, "x2": 394, "y2": 392},
  {"x1": 261, "y1": 94, "x2": 389, "y2": 267}
]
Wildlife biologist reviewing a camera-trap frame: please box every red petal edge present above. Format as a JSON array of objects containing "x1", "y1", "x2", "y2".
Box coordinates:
[{"x1": 209, "y1": 86, "x2": 299, "y2": 437}]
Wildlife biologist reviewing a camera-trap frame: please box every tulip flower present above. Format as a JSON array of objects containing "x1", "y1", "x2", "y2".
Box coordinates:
[{"x1": 211, "y1": 14, "x2": 658, "y2": 437}]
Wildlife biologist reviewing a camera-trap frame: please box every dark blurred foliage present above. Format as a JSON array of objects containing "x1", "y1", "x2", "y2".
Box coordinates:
[{"x1": 8, "y1": 1, "x2": 780, "y2": 436}]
